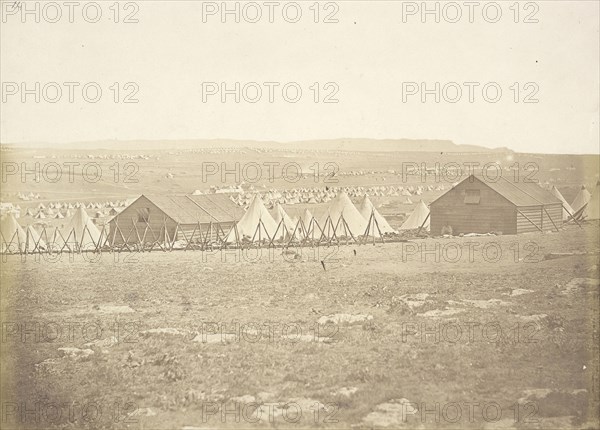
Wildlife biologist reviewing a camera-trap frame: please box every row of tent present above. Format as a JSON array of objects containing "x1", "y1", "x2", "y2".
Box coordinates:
[
  {"x1": 3, "y1": 183, "x2": 597, "y2": 253},
  {"x1": 34, "y1": 201, "x2": 128, "y2": 210},
  {"x1": 212, "y1": 184, "x2": 597, "y2": 243},
  {"x1": 225, "y1": 192, "x2": 430, "y2": 243},
  {"x1": 1, "y1": 193, "x2": 431, "y2": 253},
  {"x1": 3, "y1": 200, "x2": 129, "y2": 213},
  {"x1": 1, "y1": 200, "x2": 130, "y2": 220},
  {"x1": 21, "y1": 207, "x2": 122, "y2": 219},
  {"x1": 1, "y1": 207, "x2": 103, "y2": 253},
  {"x1": 15, "y1": 192, "x2": 42, "y2": 201}
]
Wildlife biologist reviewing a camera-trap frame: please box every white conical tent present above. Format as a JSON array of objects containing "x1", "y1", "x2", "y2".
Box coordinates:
[
  {"x1": 551, "y1": 186, "x2": 576, "y2": 220},
  {"x1": 302, "y1": 209, "x2": 319, "y2": 239},
  {"x1": 399, "y1": 200, "x2": 430, "y2": 231},
  {"x1": 582, "y1": 182, "x2": 600, "y2": 220},
  {"x1": 273, "y1": 204, "x2": 299, "y2": 239},
  {"x1": 572, "y1": 186, "x2": 592, "y2": 213},
  {"x1": 1, "y1": 214, "x2": 27, "y2": 253},
  {"x1": 303, "y1": 209, "x2": 314, "y2": 228},
  {"x1": 26, "y1": 225, "x2": 46, "y2": 252},
  {"x1": 50, "y1": 226, "x2": 67, "y2": 251},
  {"x1": 291, "y1": 216, "x2": 300, "y2": 230},
  {"x1": 358, "y1": 196, "x2": 396, "y2": 235},
  {"x1": 319, "y1": 192, "x2": 368, "y2": 239},
  {"x1": 62, "y1": 207, "x2": 102, "y2": 250},
  {"x1": 225, "y1": 194, "x2": 279, "y2": 242}
]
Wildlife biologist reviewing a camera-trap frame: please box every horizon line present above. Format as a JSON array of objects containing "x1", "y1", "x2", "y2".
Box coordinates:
[{"x1": 0, "y1": 138, "x2": 598, "y2": 156}]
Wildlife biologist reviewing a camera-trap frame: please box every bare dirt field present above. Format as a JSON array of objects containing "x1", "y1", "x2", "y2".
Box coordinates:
[{"x1": 1, "y1": 223, "x2": 599, "y2": 429}]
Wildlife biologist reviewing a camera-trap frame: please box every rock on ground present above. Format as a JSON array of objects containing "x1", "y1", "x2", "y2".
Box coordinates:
[
  {"x1": 417, "y1": 308, "x2": 463, "y2": 318},
  {"x1": 57, "y1": 347, "x2": 94, "y2": 361},
  {"x1": 331, "y1": 387, "x2": 358, "y2": 397},
  {"x1": 509, "y1": 288, "x2": 534, "y2": 297},
  {"x1": 462, "y1": 299, "x2": 511, "y2": 309},
  {"x1": 94, "y1": 304, "x2": 135, "y2": 314},
  {"x1": 362, "y1": 398, "x2": 418, "y2": 428},
  {"x1": 141, "y1": 328, "x2": 188, "y2": 336},
  {"x1": 562, "y1": 278, "x2": 599, "y2": 295},
  {"x1": 318, "y1": 313, "x2": 373, "y2": 325}
]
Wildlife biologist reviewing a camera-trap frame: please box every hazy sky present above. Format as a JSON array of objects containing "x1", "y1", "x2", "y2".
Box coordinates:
[{"x1": 1, "y1": 1, "x2": 598, "y2": 154}]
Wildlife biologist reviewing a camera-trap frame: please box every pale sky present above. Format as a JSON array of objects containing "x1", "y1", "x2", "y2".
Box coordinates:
[{"x1": 1, "y1": 0, "x2": 598, "y2": 154}]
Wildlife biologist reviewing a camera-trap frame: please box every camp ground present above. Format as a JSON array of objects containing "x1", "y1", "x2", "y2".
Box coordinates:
[
  {"x1": 1, "y1": 176, "x2": 597, "y2": 255},
  {"x1": 2, "y1": 180, "x2": 599, "y2": 429},
  {"x1": 2, "y1": 153, "x2": 599, "y2": 430}
]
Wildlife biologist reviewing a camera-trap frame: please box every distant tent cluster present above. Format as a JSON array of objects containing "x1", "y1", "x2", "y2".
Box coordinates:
[
  {"x1": 15, "y1": 192, "x2": 42, "y2": 201},
  {"x1": 16, "y1": 200, "x2": 128, "y2": 220},
  {"x1": 228, "y1": 184, "x2": 443, "y2": 209}
]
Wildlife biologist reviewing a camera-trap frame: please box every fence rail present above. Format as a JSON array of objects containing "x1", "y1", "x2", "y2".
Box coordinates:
[{"x1": 1, "y1": 212, "x2": 407, "y2": 255}]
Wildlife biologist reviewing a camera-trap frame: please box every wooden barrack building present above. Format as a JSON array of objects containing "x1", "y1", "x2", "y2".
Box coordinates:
[
  {"x1": 430, "y1": 174, "x2": 563, "y2": 235},
  {"x1": 108, "y1": 194, "x2": 242, "y2": 246}
]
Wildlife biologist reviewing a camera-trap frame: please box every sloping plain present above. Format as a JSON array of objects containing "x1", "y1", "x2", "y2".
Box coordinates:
[{"x1": 1, "y1": 223, "x2": 599, "y2": 429}]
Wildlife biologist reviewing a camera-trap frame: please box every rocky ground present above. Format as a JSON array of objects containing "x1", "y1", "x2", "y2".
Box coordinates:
[{"x1": 1, "y1": 223, "x2": 599, "y2": 429}]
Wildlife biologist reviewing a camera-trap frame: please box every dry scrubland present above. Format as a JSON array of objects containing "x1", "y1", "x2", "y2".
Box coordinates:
[
  {"x1": 2, "y1": 148, "x2": 598, "y2": 204},
  {"x1": 1, "y1": 223, "x2": 599, "y2": 429}
]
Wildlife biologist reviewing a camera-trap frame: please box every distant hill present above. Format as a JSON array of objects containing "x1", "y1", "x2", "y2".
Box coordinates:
[
  {"x1": 1, "y1": 138, "x2": 511, "y2": 153},
  {"x1": 288, "y1": 139, "x2": 510, "y2": 153}
]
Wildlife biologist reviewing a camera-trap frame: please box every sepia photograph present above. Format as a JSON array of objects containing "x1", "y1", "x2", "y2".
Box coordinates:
[{"x1": 0, "y1": 1, "x2": 599, "y2": 429}]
